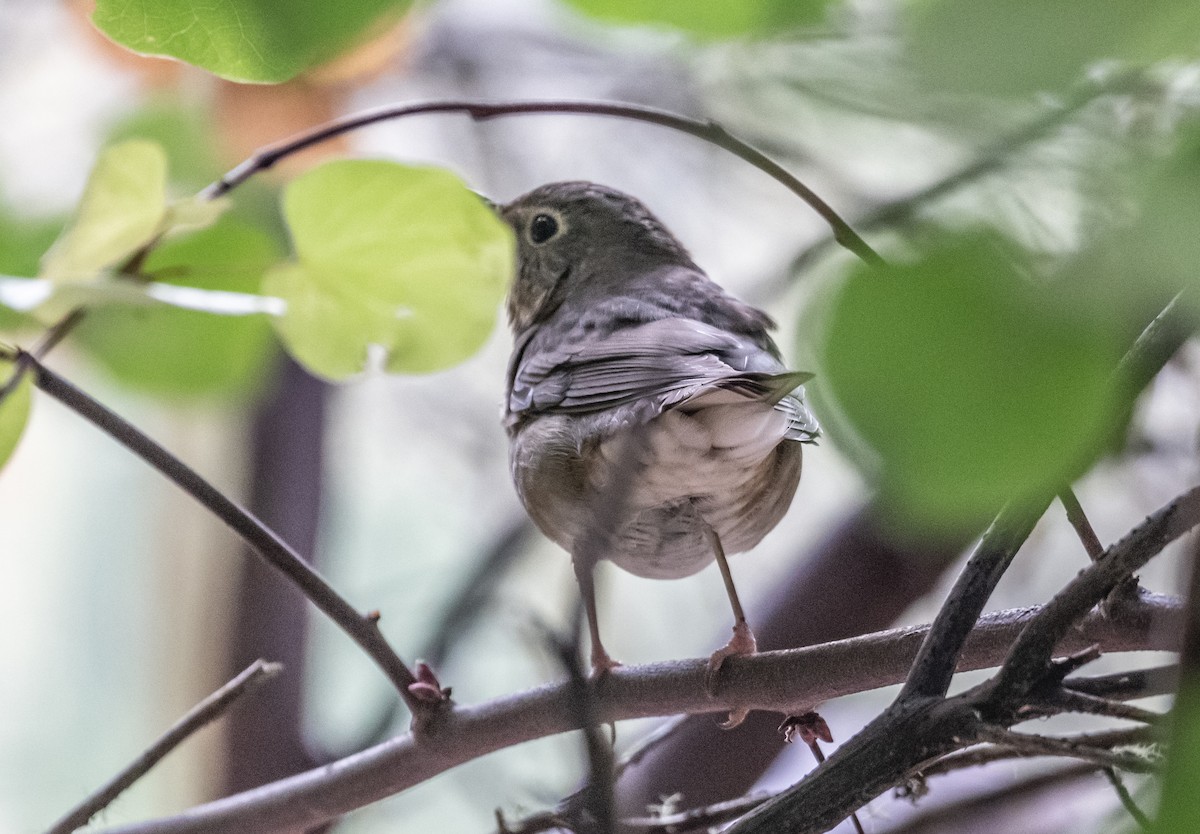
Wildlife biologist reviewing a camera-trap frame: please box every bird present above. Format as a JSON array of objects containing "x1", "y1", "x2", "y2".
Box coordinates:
[{"x1": 498, "y1": 181, "x2": 818, "y2": 686}]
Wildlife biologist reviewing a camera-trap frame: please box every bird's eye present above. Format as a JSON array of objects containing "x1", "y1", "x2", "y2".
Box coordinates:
[{"x1": 529, "y1": 213, "x2": 559, "y2": 245}]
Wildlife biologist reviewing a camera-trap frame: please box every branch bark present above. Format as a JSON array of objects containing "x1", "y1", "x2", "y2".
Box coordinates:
[
  {"x1": 96, "y1": 595, "x2": 1177, "y2": 834},
  {"x1": 202, "y1": 100, "x2": 882, "y2": 267}
]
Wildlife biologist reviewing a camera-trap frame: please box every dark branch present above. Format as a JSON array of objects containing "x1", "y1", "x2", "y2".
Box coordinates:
[
  {"x1": 990, "y1": 484, "x2": 1200, "y2": 702},
  {"x1": 19, "y1": 352, "x2": 431, "y2": 718},
  {"x1": 201, "y1": 99, "x2": 882, "y2": 268}
]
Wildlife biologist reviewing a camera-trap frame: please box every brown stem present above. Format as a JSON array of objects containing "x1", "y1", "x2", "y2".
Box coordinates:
[
  {"x1": 93, "y1": 595, "x2": 1177, "y2": 834},
  {"x1": 1059, "y1": 486, "x2": 1105, "y2": 560},
  {"x1": 201, "y1": 99, "x2": 882, "y2": 267},
  {"x1": 20, "y1": 352, "x2": 431, "y2": 718}
]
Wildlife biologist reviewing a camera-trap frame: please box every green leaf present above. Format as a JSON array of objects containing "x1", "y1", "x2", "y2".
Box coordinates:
[
  {"x1": 40, "y1": 140, "x2": 168, "y2": 282},
  {"x1": 72, "y1": 216, "x2": 280, "y2": 397},
  {"x1": 1158, "y1": 680, "x2": 1200, "y2": 832},
  {"x1": 264, "y1": 160, "x2": 514, "y2": 379},
  {"x1": 806, "y1": 233, "x2": 1124, "y2": 531},
  {"x1": 0, "y1": 356, "x2": 32, "y2": 473},
  {"x1": 565, "y1": 0, "x2": 832, "y2": 36},
  {"x1": 92, "y1": 0, "x2": 412, "y2": 83},
  {"x1": 908, "y1": 0, "x2": 1200, "y2": 96}
]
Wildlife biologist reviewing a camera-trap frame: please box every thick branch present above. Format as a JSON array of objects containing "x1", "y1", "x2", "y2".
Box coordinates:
[
  {"x1": 991, "y1": 484, "x2": 1200, "y2": 701},
  {"x1": 20, "y1": 352, "x2": 428, "y2": 716},
  {"x1": 202, "y1": 99, "x2": 882, "y2": 267},
  {"x1": 900, "y1": 499, "x2": 1048, "y2": 700},
  {"x1": 726, "y1": 485, "x2": 1199, "y2": 834},
  {"x1": 46, "y1": 660, "x2": 281, "y2": 834},
  {"x1": 96, "y1": 597, "x2": 1176, "y2": 834}
]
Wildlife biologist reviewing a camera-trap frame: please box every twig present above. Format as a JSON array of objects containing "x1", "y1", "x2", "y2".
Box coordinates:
[
  {"x1": 919, "y1": 726, "x2": 1159, "y2": 780},
  {"x1": 621, "y1": 794, "x2": 770, "y2": 832},
  {"x1": 1058, "y1": 487, "x2": 1105, "y2": 560},
  {"x1": 1063, "y1": 664, "x2": 1179, "y2": 701},
  {"x1": 888, "y1": 763, "x2": 1115, "y2": 834},
  {"x1": 1033, "y1": 687, "x2": 1165, "y2": 725},
  {"x1": 973, "y1": 726, "x2": 1159, "y2": 774},
  {"x1": 45, "y1": 660, "x2": 282, "y2": 834},
  {"x1": 92, "y1": 595, "x2": 1178, "y2": 834},
  {"x1": 201, "y1": 99, "x2": 882, "y2": 268},
  {"x1": 779, "y1": 69, "x2": 1146, "y2": 281},
  {"x1": 1104, "y1": 767, "x2": 1152, "y2": 830},
  {"x1": 18, "y1": 352, "x2": 430, "y2": 718}
]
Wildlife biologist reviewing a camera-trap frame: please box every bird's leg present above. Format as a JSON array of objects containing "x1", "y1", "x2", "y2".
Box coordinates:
[
  {"x1": 703, "y1": 523, "x2": 758, "y2": 694},
  {"x1": 573, "y1": 555, "x2": 621, "y2": 677}
]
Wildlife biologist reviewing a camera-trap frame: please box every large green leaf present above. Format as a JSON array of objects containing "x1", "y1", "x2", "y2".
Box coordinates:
[
  {"x1": 566, "y1": 0, "x2": 832, "y2": 36},
  {"x1": 0, "y1": 356, "x2": 32, "y2": 473},
  {"x1": 264, "y1": 161, "x2": 514, "y2": 379},
  {"x1": 1158, "y1": 680, "x2": 1200, "y2": 832},
  {"x1": 40, "y1": 140, "x2": 168, "y2": 282},
  {"x1": 72, "y1": 215, "x2": 280, "y2": 397},
  {"x1": 806, "y1": 233, "x2": 1124, "y2": 531},
  {"x1": 908, "y1": 0, "x2": 1200, "y2": 96},
  {"x1": 92, "y1": 0, "x2": 412, "y2": 83}
]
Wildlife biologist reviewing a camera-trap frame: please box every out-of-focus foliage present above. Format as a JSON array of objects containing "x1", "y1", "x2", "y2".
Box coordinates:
[
  {"x1": 807, "y1": 232, "x2": 1125, "y2": 531},
  {"x1": 1158, "y1": 681, "x2": 1200, "y2": 832},
  {"x1": 263, "y1": 160, "x2": 514, "y2": 379},
  {"x1": 72, "y1": 215, "x2": 280, "y2": 397},
  {"x1": 564, "y1": 0, "x2": 833, "y2": 36},
  {"x1": 908, "y1": 0, "x2": 1200, "y2": 96},
  {"x1": 91, "y1": 0, "x2": 413, "y2": 83},
  {"x1": 0, "y1": 207, "x2": 62, "y2": 330},
  {"x1": 0, "y1": 356, "x2": 32, "y2": 472},
  {"x1": 39, "y1": 139, "x2": 170, "y2": 283}
]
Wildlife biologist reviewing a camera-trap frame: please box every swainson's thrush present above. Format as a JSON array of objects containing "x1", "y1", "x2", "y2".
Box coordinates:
[{"x1": 500, "y1": 182, "x2": 818, "y2": 684}]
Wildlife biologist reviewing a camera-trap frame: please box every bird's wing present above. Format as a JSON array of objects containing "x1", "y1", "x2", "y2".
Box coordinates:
[{"x1": 509, "y1": 317, "x2": 818, "y2": 439}]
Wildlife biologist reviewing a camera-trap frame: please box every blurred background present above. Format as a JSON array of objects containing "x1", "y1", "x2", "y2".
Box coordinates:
[{"x1": 1, "y1": 0, "x2": 1198, "y2": 832}]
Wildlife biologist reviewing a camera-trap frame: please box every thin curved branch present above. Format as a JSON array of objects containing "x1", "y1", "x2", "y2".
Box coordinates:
[
  {"x1": 201, "y1": 99, "x2": 883, "y2": 267},
  {"x1": 46, "y1": 661, "x2": 281, "y2": 834},
  {"x1": 96, "y1": 596, "x2": 1178, "y2": 834},
  {"x1": 918, "y1": 726, "x2": 1159, "y2": 780},
  {"x1": 19, "y1": 352, "x2": 430, "y2": 717}
]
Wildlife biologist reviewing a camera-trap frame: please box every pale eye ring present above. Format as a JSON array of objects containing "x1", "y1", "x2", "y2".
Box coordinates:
[{"x1": 529, "y1": 213, "x2": 559, "y2": 245}]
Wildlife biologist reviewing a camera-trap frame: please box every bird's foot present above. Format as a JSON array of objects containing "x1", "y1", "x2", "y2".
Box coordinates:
[
  {"x1": 590, "y1": 646, "x2": 623, "y2": 679},
  {"x1": 705, "y1": 620, "x2": 758, "y2": 695}
]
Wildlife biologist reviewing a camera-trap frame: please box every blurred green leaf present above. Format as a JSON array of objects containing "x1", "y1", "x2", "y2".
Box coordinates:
[
  {"x1": 807, "y1": 233, "x2": 1124, "y2": 530},
  {"x1": 565, "y1": 0, "x2": 832, "y2": 37},
  {"x1": 264, "y1": 160, "x2": 514, "y2": 379},
  {"x1": 92, "y1": 0, "x2": 412, "y2": 83},
  {"x1": 40, "y1": 140, "x2": 167, "y2": 282},
  {"x1": 72, "y1": 215, "x2": 279, "y2": 397},
  {"x1": 908, "y1": 0, "x2": 1200, "y2": 96},
  {"x1": 1158, "y1": 681, "x2": 1200, "y2": 832},
  {"x1": 106, "y1": 101, "x2": 221, "y2": 191},
  {"x1": 0, "y1": 356, "x2": 32, "y2": 472},
  {"x1": 0, "y1": 208, "x2": 63, "y2": 331}
]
